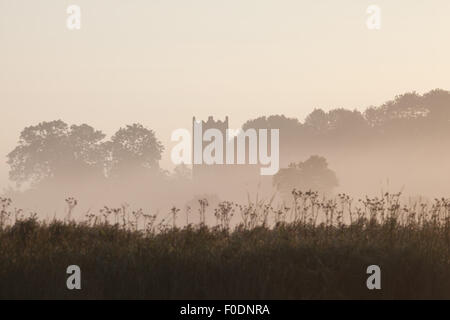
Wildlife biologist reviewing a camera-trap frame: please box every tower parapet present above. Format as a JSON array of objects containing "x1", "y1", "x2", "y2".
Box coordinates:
[{"x1": 192, "y1": 116, "x2": 229, "y2": 179}]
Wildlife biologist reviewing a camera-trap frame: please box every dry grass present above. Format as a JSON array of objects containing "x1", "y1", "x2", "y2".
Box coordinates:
[{"x1": 0, "y1": 191, "x2": 449, "y2": 299}]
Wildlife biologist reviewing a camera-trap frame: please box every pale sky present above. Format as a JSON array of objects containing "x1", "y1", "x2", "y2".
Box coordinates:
[{"x1": 1, "y1": 0, "x2": 450, "y2": 188}]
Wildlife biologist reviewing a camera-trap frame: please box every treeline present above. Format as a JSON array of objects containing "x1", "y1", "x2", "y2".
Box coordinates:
[
  {"x1": 7, "y1": 89, "x2": 450, "y2": 188},
  {"x1": 3, "y1": 89, "x2": 450, "y2": 210},
  {"x1": 7, "y1": 122, "x2": 165, "y2": 187},
  {"x1": 243, "y1": 89, "x2": 450, "y2": 155}
]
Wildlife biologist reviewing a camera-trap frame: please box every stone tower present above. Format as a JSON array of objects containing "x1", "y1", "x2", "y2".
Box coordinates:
[{"x1": 192, "y1": 116, "x2": 229, "y2": 179}]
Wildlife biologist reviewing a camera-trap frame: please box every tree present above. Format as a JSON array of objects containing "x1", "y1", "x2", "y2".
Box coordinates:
[
  {"x1": 327, "y1": 109, "x2": 367, "y2": 132},
  {"x1": 7, "y1": 120, "x2": 106, "y2": 186},
  {"x1": 273, "y1": 155, "x2": 338, "y2": 201},
  {"x1": 364, "y1": 92, "x2": 428, "y2": 128},
  {"x1": 242, "y1": 115, "x2": 305, "y2": 163},
  {"x1": 106, "y1": 123, "x2": 164, "y2": 177},
  {"x1": 304, "y1": 109, "x2": 328, "y2": 134},
  {"x1": 422, "y1": 89, "x2": 450, "y2": 122}
]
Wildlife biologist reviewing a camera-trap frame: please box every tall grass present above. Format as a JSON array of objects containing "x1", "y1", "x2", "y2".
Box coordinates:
[{"x1": 0, "y1": 191, "x2": 449, "y2": 299}]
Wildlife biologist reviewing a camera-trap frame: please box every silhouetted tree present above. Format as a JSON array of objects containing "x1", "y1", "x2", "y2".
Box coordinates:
[
  {"x1": 242, "y1": 115, "x2": 305, "y2": 164},
  {"x1": 422, "y1": 89, "x2": 450, "y2": 122},
  {"x1": 364, "y1": 92, "x2": 426, "y2": 129},
  {"x1": 106, "y1": 123, "x2": 164, "y2": 178},
  {"x1": 363, "y1": 90, "x2": 450, "y2": 140},
  {"x1": 242, "y1": 115, "x2": 303, "y2": 133},
  {"x1": 273, "y1": 155, "x2": 338, "y2": 201},
  {"x1": 304, "y1": 109, "x2": 328, "y2": 134},
  {"x1": 7, "y1": 120, "x2": 106, "y2": 186}
]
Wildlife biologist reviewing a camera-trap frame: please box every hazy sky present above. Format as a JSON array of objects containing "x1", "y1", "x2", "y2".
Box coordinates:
[{"x1": 1, "y1": 0, "x2": 450, "y2": 188}]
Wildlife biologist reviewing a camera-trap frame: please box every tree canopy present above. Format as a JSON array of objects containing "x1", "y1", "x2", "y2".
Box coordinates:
[
  {"x1": 7, "y1": 121, "x2": 164, "y2": 186},
  {"x1": 273, "y1": 155, "x2": 339, "y2": 201}
]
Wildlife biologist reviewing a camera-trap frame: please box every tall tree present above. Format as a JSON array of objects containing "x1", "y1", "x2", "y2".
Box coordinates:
[
  {"x1": 106, "y1": 123, "x2": 164, "y2": 177},
  {"x1": 273, "y1": 155, "x2": 338, "y2": 201},
  {"x1": 7, "y1": 120, "x2": 106, "y2": 186}
]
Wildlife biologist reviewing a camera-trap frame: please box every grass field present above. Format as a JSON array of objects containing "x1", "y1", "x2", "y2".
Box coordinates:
[{"x1": 0, "y1": 191, "x2": 449, "y2": 299}]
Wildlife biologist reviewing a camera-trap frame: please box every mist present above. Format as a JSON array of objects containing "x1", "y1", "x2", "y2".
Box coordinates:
[{"x1": 1, "y1": 89, "x2": 448, "y2": 226}]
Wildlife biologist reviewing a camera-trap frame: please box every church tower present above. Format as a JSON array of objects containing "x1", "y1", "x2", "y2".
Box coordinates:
[{"x1": 192, "y1": 116, "x2": 229, "y2": 179}]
